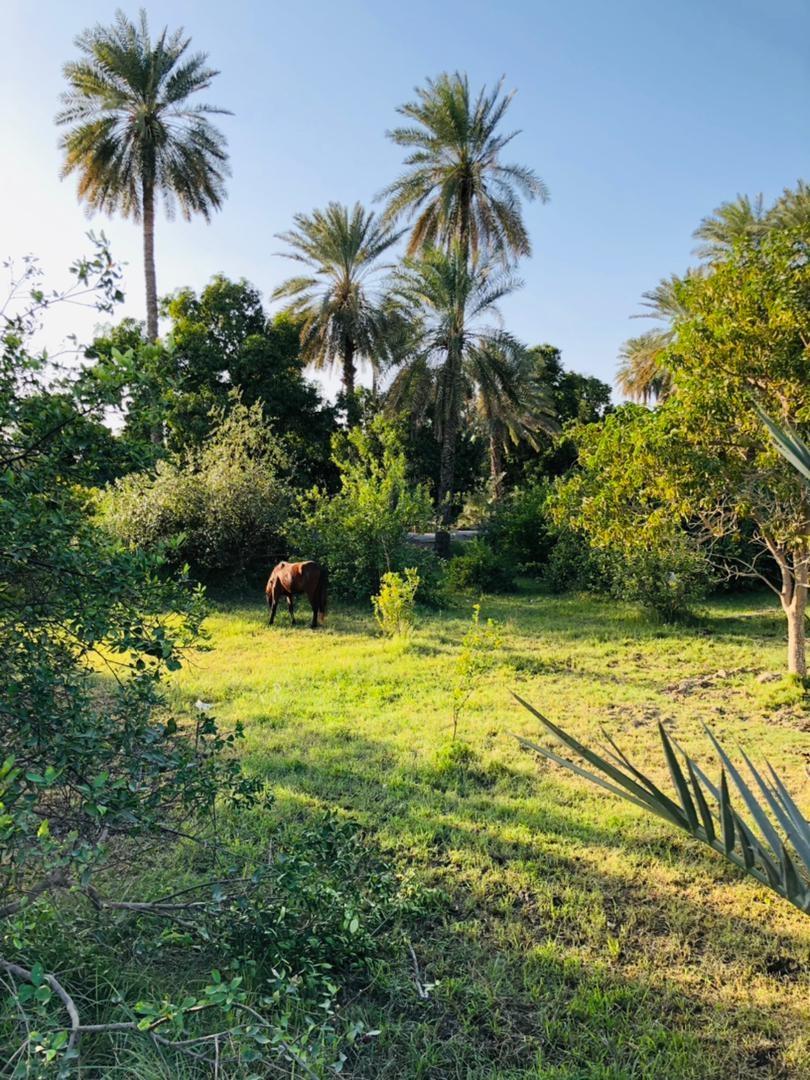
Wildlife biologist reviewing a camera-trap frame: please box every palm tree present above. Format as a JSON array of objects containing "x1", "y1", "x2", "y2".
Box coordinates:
[
  {"x1": 388, "y1": 246, "x2": 525, "y2": 553},
  {"x1": 616, "y1": 273, "x2": 697, "y2": 404},
  {"x1": 616, "y1": 331, "x2": 673, "y2": 404},
  {"x1": 273, "y1": 202, "x2": 401, "y2": 421},
  {"x1": 381, "y1": 72, "x2": 548, "y2": 266},
  {"x1": 693, "y1": 193, "x2": 770, "y2": 261},
  {"x1": 771, "y1": 180, "x2": 810, "y2": 230},
  {"x1": 57, "y1": 9, "x2": 230, "y2": 343},
  {"x1": 469, "y1": 346, "x2": 557, "y2": 499}
]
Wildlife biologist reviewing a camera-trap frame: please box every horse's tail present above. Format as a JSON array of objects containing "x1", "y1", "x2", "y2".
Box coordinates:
[{"x1": 315, "y1": 564, "x2": 328, "y2": 624}]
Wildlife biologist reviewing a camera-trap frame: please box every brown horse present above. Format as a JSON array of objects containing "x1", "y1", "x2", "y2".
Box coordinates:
[{"x1": 265, "y1": 560, "x2": 328, "y2": 629}]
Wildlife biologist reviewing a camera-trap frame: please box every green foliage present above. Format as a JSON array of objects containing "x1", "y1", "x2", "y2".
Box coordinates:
[
  {"x1": 273, "y1": 203, "x2": 401, "y2": 418},
  {"x1": 372, "y1": 568, "x2": 420, "y2": 638},
  {"x1": 87, "y1": 282, "x2": 336, "y2": 484},
  {"x1": 0, "y1": 245, "x2": 273, "y2": 1073},
  {"x1": 483, "y1": 482, "x2": 555, "y2": 570},
  {"x1": 445, "y1": 537, "x2": 515, "y2": 593},
  {"x1": 542, "y1": 527, "x2": 608, "y2": 595},
  {"x1": 605, "y1": 540, "x2": 710, "y2": 622},
  {"x1": 516, "y1": 700, "x2": 810, "y2": 915},
  {"x1": 557, "y1": 224, "x2": 810, "y2": 670},
  {"x1": 291, "y1": 416, "x2": 433, "y2": 600},
  {"x1": 101, "y1": 399, "x2": 292, "y2": 579},
  {"x1": 451, "y1": 604, "x2": 502, "y2": 739},
  {"x1": 382, "y1": 71, "x2": 548, "y2": 264}
]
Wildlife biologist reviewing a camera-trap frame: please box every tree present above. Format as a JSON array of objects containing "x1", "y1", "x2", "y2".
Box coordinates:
[
  {"x1": 273, "y1": 202, "x2": 400, "y2": 421},
  {"x1": 693, "y1": 183, "x2": 810, "y2": 261},
  {"x1": 388, "y1": 246, "x2": 524, "y2": 553},
  {"x1": 0, "y1": 244, "x2": 263, "y2": 1071},
  {"x1": 500, "y1": 345, "x2": 612, "y2": 486},
  {"x1": 616, "y1": 330, "x2": 673, "y2": 403},
  {"x1": 382, "y1": 71, "x2": 548, "y2": 266},
  {"x1": 57, "y1": 9, "x2": 230, "y2": 342},
  {"x1": 558, "y1": 225, "x2": 810, "y2": 675},
  {"x1": 290, "y1": 416, "x2": 433, "y2": 599},
  {"x1": 615, "y1": 273, "x2": 695, "y2": 403},
  {"x1": 88, "y1": 279, "x2": 337, "y2": 483},
  {"x1": 693, "y1": 192, "x2": 770, "y2": 261}
]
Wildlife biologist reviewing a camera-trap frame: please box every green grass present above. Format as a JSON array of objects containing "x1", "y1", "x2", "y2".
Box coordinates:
[{"x1": 164, "y1": 585, "x2": 810, "y2": 1079}]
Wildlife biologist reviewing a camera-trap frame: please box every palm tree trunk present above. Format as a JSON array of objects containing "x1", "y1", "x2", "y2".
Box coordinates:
[
  {"x1": 143, "y1": 176, "x2": 158, "y2": 343},
  {"x1": 490, "y1": 435, "x2": 504, "y2": 500},
  {"x1": 343, "y1": 338, "x2": 358, "y2": 425},
  {"x1": 435, "y1": 345, "x2": 462, "y2": 558},
  {"x1": 142, "y1": 175, "x2": 163, "y2": 446}
]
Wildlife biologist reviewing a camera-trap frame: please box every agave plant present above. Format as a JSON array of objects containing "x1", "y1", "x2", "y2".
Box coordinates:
[{"x1": 514, "y1": 697, "x2": 810, "y2": 914}]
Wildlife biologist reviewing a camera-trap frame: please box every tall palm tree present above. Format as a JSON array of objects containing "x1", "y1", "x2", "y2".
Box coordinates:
[
  {"x1": 273, "y1": 202, "x2": 401, "y2": 422},
  {"x1": 57, "y1": 9, "x2": 230, "y2": 343},
  {"x1": 388, "y1": 246, "x2": 525, "y2": 553},
  {"x1": 381, "y1": 72, "x2": 548, "y2": 266}
]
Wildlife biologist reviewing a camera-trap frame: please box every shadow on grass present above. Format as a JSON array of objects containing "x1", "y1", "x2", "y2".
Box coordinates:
[{"x1": 233, "y1": 729, "x2": 809, "y2": 1079}]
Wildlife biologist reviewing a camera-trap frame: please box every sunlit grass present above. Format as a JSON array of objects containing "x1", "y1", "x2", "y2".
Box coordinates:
[{"x1": 167, "y1": 585, "x2": 810, "y2": 1078}]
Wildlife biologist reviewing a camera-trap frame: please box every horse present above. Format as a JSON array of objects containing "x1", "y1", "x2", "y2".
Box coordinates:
[{"x1": 265, "y1": 560, "x2": 328, "y2": 629}]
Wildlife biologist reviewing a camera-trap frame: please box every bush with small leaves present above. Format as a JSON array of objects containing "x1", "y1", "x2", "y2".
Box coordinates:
[{"x1": 372, "y1": 567, "x2": 420, "y2": 637}]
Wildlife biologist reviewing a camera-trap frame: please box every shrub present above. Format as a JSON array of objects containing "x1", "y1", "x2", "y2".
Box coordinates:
[
  {"x1": 543, "y1": 527, "x2": 611, "y2": 594},
  {"x1": 291, "y1": 417, "x2": 433, "y2": 600},
  {"x1": 101, "y1": 399, "x2": 292, "y2": 578},
  {"x1": 445, "y1": 537, "x2": 515, "y2": 593},
  {"x1": 606, "y1": 540, "x2": 710, "y2": 622},
  {"x1": 372, "y1": 568, "x2": 420, "y2": 637},
  {"x1": 484, "y1": 482, "x2": 555, "y2": 571}
]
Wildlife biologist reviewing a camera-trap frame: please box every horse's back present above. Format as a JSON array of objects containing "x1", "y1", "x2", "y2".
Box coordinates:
[{"x1": 266, "y1": 559, "x2": 320, "y2": 596}]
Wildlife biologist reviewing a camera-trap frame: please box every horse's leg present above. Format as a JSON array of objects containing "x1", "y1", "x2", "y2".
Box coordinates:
[
  {"x1": 269, "y1": 599, "x2": 278, "y2": 625},
  {"x1": 287, "y1": 595, "x2": 296, "y2": 625},
  {"x1": 309, "y1": 587, "x2": 319, "y2": 629}
]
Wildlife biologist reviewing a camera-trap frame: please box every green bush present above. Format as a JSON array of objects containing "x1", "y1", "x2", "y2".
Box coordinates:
[
  {"x1": 101, "y1": 399, "x2": 292, "y2": 578},
  {"x1": 606, "y1": 541, "x2": 710, "y2": 622},
  {"x1": 373, "y1": 568, "x2": 420, "y2": 637},
  {"x1": 291, "y1": 417, "x2": 433, "y2": 600},
  {"x1": 543, "y1": 527, "x2": 609, "y2": 594},
  {"x1": 484, "y1": 482, "x2": 555, "y2": 571},
  {"x1": 445, "y1": 537, "x2": 515, "y2": 593}
]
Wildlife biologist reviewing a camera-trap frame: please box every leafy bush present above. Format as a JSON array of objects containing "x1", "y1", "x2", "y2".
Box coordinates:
[
  {"x1": 606, "y1": 541, "x2": 710, "y2": 622},
  {"x1": 291, "y1": 416, "x2": 433, "y2": 600},
  {"x1": 483, "y1": 482, "x2": 555, "y2": 571},
  {"x1": 543, "y1": 527, "x2": 709, "y2": 622},
  {"x1": 101, "y1": 399, "x2": 292, "y2": 578},
  {"x1": 542, "y1": 527, "x2": 604, "y2": 593},
  {"x1": 0, "y1": 245, "x2": 280, "y2": 1074},
  {"x1": 373, "y1": 568, "x2": 420, "y2": 637},
  {"x1": 445, "y1": 537, "x2": 515, "y2": 593}
]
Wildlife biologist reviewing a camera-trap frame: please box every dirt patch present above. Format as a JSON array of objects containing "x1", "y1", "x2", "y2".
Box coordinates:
[{"x1": 664, "y1": 667, "x2": 756, "y2": 697}]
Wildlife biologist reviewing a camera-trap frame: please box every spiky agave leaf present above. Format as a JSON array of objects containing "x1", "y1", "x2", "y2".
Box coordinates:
[{"x1": 513, "y1": 695, "x2": 810, "y2": 915}]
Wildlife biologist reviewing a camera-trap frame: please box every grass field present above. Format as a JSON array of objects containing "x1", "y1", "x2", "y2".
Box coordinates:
[{"x1": 166, "y1": 585, "x2": 810, "y2": 1079}]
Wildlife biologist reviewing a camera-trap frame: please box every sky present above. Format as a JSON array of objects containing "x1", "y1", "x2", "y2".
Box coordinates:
[{"x1": 1, "y1": 0, "x2": 808, "y2": 400}]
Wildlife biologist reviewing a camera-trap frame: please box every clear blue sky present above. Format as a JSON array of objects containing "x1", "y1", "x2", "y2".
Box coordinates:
[{"x1": 2, "y1": 0, "x2": 808, "y2": 398}]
